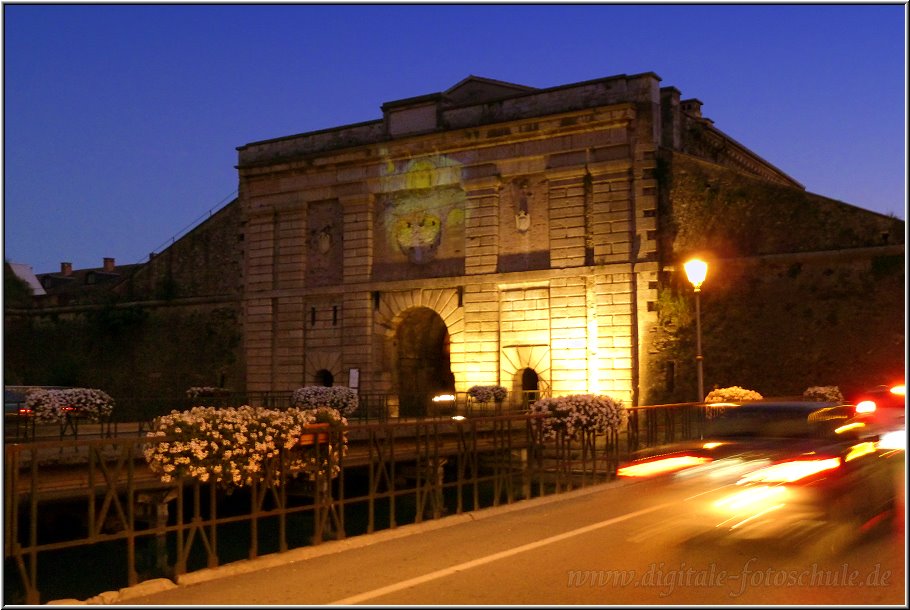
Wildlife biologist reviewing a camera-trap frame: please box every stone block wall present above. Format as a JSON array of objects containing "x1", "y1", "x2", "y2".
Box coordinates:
[
  {"x1": 643, "y1": 152, "x2": 905, "y2": 404},
  {"x1": 237, "y1": 77, "x2": 662, "y2": 408}
]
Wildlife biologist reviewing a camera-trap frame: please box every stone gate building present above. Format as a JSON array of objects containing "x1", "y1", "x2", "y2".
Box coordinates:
[
  {"x1": 7, "y1": 72, "x2": 902, "y2": 416},
  {"x1": 236, "y1": 73, "x2": 901, "y2": 416}
]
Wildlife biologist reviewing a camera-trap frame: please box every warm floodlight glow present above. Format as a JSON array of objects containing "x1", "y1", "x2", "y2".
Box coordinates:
[
  {"x1": 432, "y1": 394, "x2": 456, "y2": 402},
  {"x1": 617, "y1": 455, "x2": 711, "y2": 477},
  {"x1": 890, "y1": 384, "x2": 906, "y2": 396},
  {"x1": 702, "y1": 442, "x2": 725, "y2": 449},
  {"x1": 684, "y1": 259, "x2": 708, "y2": 291},
  {"x1": 451, "y1": 415, "x2": 466, "y2": 421},
  {"x1": 738, "y1": 458, "x2": 840, "y2": 484}
]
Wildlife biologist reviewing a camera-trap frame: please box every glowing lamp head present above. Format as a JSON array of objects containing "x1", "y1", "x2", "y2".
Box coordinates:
[{"x1": 684, "y1": 259, "x2": 708, "y2": 291}]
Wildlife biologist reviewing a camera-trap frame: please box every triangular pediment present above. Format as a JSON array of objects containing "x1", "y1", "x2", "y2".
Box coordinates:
[{"x1": 443, "y1": 75, "x2": 537, "y2": 106}]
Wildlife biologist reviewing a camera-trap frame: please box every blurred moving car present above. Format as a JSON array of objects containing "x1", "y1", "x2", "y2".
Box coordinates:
[
  {"x1": 849, "y1": 382, "x2": 906, "y2": 437},
  {"x1": 4, "y1": 387, "x2": 31, "y2": 416},
  {"x1": 3, "y1": 385, "x2": 78, "y2": 418},
  {"x1": 617, "y1": 400, "x2": 903, "y2": 555}
]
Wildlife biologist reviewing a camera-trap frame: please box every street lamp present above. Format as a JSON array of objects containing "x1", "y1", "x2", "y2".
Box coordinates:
[{"x1": 684, "y1": 258, "x2": 708, "y2": 402}]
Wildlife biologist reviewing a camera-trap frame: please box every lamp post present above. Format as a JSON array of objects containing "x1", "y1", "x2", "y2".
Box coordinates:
[{"x1": 684, "y1": 258, "x2": 708, "y2": 402}]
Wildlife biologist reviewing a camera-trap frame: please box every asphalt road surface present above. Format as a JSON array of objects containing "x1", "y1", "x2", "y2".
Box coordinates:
[{"x1": 115, "y1": 476, "x2": 906, "y2": 605}]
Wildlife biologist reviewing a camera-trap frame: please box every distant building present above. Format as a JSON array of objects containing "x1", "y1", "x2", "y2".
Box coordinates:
[
  {"x1": 8, "y1": 262, "x2": 46, "y2": 296},
  {"x1": 33, "y1": 258, "x2": 141, "y2": 306},
  {"x1": 4, "y1": 73, "x2": 904, "y2": 412}
]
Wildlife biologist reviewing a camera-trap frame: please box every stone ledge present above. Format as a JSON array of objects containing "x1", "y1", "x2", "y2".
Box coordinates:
[{"x1": 46, "y1": 577, "x2": 178, "y2": 605}]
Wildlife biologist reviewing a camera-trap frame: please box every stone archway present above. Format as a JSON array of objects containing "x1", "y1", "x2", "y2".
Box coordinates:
[
  {"x1": 372, "y1": 287, "x2": 465, "y2": 416},
  {"x1": 516, "y1": 367, "x2": 540, "y2": 409},
  {"x1": 501, "y1": 344, "x2": 551, "y2": 409},
  {"x1": 305, "y1": 351, "x2": 342, "y2": 387},
  {"x1": 395, "y1": 307, "x2": 455, "y2": 417}
]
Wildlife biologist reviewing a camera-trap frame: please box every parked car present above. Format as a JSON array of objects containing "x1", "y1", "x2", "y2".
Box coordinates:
[{"x1": 617, "y1": 400, "x2": 902, "y2": 555}]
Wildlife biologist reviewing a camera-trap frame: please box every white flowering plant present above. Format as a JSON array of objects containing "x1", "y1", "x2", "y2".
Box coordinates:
[
  {"x1": 467, "y1": 385, "x2": 508, "y2": 403},
  {"x1": 186, "y1": 387, "x2": 232, "y2": 399},
  {"x1": 704, "y1": 386, "x2": 763, "y2": 402},
  {"x1": 24, "y1": 387, "x2": 114, "y2": 423},
  {"x1": 143, "y1": 405, "x2": 348, "y2": 488},
  {"x1": 802, "y1": 386, "x2": 844, "y2": 402},
  {"x1": 528, "y1": 394, "x2": 627, "y2": 441},
  {"x1": 292, "y1": 386, "x2": 359, "y2": 416}
]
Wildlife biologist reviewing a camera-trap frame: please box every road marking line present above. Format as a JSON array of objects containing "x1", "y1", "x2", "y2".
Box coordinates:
[{"x1": 328, "y1": 501, "x2": 674, "y2": 605}]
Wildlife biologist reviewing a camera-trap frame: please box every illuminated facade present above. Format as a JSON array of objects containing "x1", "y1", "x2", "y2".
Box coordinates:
[
  {"x1": 233, "y1": 74, "x2": 834, "y2": 414},
  {"x1": 7, "y1": 75, "x2": 902, "y2": 409}
]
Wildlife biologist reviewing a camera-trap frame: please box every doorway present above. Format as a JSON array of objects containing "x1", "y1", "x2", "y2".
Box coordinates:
[
  {"x1": 514, "y1": 367, "x2": 540, "y2": 409},
  {"x1": 395, "y1": 308, "x2": 454, "y2": 417}
]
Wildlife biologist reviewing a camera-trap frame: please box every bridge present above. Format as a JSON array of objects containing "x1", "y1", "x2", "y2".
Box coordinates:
[{"x1": 4, "y1": 405, "x2": 706, "y2": 604}]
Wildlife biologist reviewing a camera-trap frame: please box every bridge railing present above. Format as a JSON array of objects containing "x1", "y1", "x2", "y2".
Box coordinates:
[{"x1": 3, "y1": 403, "x2": 705, "y2": 604}]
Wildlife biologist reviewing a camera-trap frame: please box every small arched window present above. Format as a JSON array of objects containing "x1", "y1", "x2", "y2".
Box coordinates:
[
  {"x1": 520, "y1": 368, "x2": 539, "y2": 408},
  {"x1": 314, "y1": 369, "x2": 334, "y2": 387}
]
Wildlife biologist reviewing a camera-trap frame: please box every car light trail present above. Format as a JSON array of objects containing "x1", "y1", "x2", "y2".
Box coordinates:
[
  {"x1": 834, "y1": 421, "x2": 865, "y2": 434},
  {"x1": 714, "y1": 485, "x2": 787, "y2": 511},
  {"x1": 844, "y1": 442, "x2": 876, "y2": 462},
  {"x1": 878, "y1": 430, "x2": 906, "y2": 450},
  {"x1": 737, "y1": 457, "x2": 840, "y2": 484},
  {"x1": 855, "y1": 400, "x2": 877, "y2": 414},
  {"x1": 617, "y1": 455, "x2": 711, "y2": 477}
]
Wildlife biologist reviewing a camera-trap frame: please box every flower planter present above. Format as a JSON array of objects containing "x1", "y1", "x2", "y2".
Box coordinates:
[{"x1": 299, "y1": 423, "x2": 330, "y2": 446}]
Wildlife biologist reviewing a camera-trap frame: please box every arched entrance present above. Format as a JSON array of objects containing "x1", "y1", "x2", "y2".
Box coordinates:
[
  {"x1": 396, "y1": 308, "x2": 455, "y2": 417},
  {"x1": 516, "y1": 367, "x2": 540, "y2": 409},
  {"x1": 500, "y1": 344, "x2": 551, "y2": 409},
  {"x1": 314, "y1": 369, "x2": 334, "y2": 387}
]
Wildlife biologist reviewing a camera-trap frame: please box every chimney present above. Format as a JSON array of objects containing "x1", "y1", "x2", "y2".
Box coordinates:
[
  {"x1": 681, "y1": 98, "x2": 703, "y2": 119},
  {"x1": 103, "y1": 257, "x2": 115, "y2": 272},
  {"x1": 61, "y1": 262, "x2": 72, "y2": 276},
  {"x1": 681, "y1": 98, "x2": 713, "y2": 125}
]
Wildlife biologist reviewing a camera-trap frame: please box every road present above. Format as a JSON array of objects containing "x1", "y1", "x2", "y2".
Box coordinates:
[{"x1": 113, "y1": 474, "x2": 906, "y2": 605}]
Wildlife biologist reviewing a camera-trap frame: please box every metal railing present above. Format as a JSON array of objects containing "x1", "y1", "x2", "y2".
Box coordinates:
[
  {"x1": 3, "y1": 403, "x2": 706, "y2": 604},
  {"x1": 3, "y1": 391, "x2": 509, "y2": 443},
  {"x1": 3, "y1": 392, "x2": 390, "y2": 444}
]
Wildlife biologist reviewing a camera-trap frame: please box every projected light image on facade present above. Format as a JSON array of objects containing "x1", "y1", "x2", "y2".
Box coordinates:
[{"x1": 374, "y1": 155, "x2": 466, "y2": 279}]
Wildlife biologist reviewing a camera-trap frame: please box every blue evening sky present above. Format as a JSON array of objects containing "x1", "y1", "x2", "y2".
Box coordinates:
[{"x1": 2, "y1": 3, "x2": 906, "y2": 274}]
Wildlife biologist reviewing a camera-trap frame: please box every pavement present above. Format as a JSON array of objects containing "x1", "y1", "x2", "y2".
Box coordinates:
[{"x1": 45, "y1": 480, "x2": 632, "y2": 606}]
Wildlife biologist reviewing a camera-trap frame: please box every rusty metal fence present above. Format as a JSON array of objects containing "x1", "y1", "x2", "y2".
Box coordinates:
[{"x1": 3, "y1": 403, "x2": 705, "y2": 604}]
